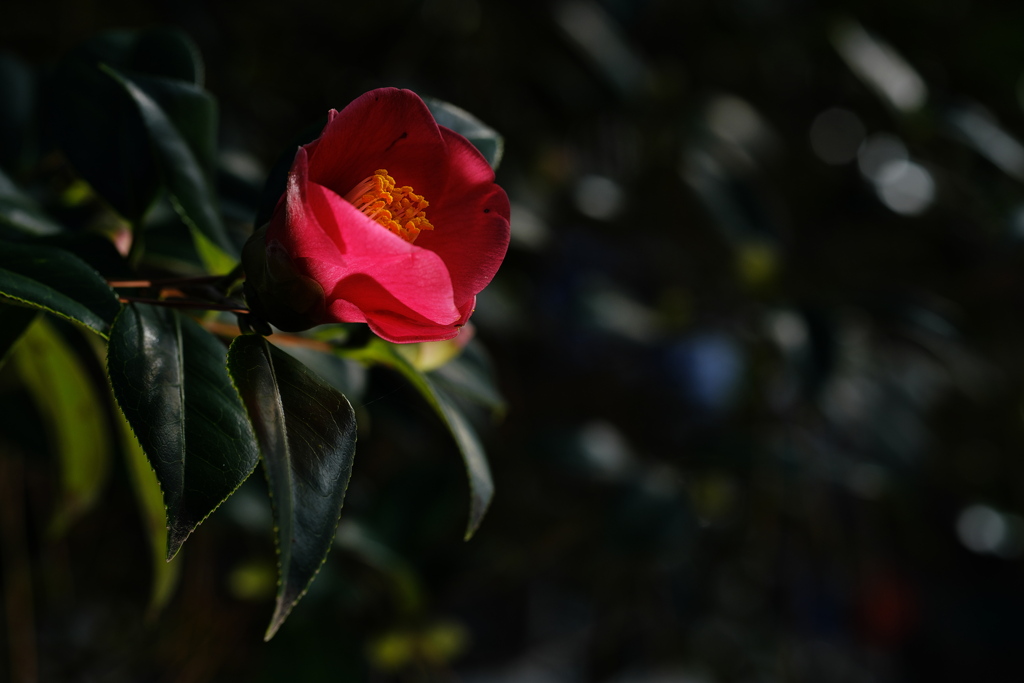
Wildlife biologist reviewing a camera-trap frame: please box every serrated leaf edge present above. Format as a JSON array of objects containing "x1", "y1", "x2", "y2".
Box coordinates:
[{"x1": 227, "y1": 336, "x2": 357, "y2": 641}]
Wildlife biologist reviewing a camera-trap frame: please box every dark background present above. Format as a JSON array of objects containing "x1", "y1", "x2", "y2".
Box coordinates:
[{"x1": 5, "y1": 0, "x2": 1024, "y2": 680}]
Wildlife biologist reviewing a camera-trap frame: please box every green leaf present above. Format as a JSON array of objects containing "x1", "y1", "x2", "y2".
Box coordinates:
[
  {"x1": 128, "y1": 28, "x2": 205, "y2": 86},
  {"x1": 335, "y1": 520, "x2": 423, "y2": 614},
  {"x1": 116, "y1": 404, "x2": 180, "y2": 618},
  {"x1": 0, "y1": 180, "x2": 65, "y2": 235},
  {"x1": 424, "y1": 98, "x2": 505, "y2": 171},
  {"x1": 0, "y1": 53, "x2": 37, "y2": 173},
  {"x1": 11, "y1": 317, "x2": 111, "y2": 533},
  {"x1": 107, "y1": 304, "x2": 259, "y2": 559},
  {"x1": 429, "y1": 339, "x2": 506, "y2": 416},
  {"x1": 45, "y1": 29, "x2": 207, "y2": 227},
  {"x1": 228, "y1": 335, "x2": 357, "y2": 640},
  {"x1": 352, "y1": 338, "x2": 493, "y2": 540},
  {"x1": 47, "y1": 55, "x2": 160, "y2": 224},
  {"x1": 278, "y1": 344, "x2": 368, "y2": 404},
  {"x1": 102, "y1": 66, "x2": 235, "y2": 271},
  {"x1": 130, "y1": 74, "x2": 218, "y2": 183},
  {"x1": 0, "y1": 240, "x2": 121, "y2": 337},
  {"x1": 0, "y1": 303, "x2": 37, "y2": 368}
]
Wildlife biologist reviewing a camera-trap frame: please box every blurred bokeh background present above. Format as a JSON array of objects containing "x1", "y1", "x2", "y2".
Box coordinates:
[{"x1": 5, "y1": 0, "x2": 1024, "y2": 680}]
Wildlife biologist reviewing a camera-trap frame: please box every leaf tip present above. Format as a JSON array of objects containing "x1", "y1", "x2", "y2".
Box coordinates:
[
  {"x1": 165, "y1": 525, "x2": 190, "y2": 561},
  {"x1": 264, "y1": 596, "x2": 295, "y2": 641},
  {"x1": 463, "y1": 499, "x2": 490, "y2": 541}
]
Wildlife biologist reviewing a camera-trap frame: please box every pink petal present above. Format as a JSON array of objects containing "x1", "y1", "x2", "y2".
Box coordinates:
[
  {"x1": 305, "y1": 89, "x2": 450, "y2": 206},
  {"x1": 413, "y1": 129, "x2": 511, "y2": 307},
  {"x1": 299, "y1": 182, "x2": 461, "y2": 325}
]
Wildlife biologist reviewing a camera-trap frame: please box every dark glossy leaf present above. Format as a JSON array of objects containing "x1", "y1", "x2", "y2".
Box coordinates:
[
  {"x1": 45, "y1": 28, "x2": 206, "y2": 226},
  {"x1": 34, "y1": 232, "x2": 132, "y2": 279},
  {"x1": 353, "y1": 338, "x2": 493, "y2": 540},
  {"x1": 103, "y1": 67, "x2": 235, "y2": 272},
  {"x1": 278, "y1": 344, "x2": 368, "y2": 404},
  {"x1": 0, "y1": 53, "x2": 36, "y2": 172},
  {"x1": 117, "y1": 406, "x2": 180, "y2": 617},
  {"x1": 0, "y1": 167, "x2": 64, "y2": 236},
  {"x1": 131, "y1": 74, "x2": 218, "y2": 181},
  {"x1": 47, "y1": 56, "x2": 159, "y2": 224},
  {"x1": 12, "y1": 317, "x2": 111, "y2": 533},
  {"x1": 228, "y1": 335, "x2": 357, "y2": 640},
  {"x1": 425, "y1": 98, "x2": 505, "y2": 171},
  {"x1": 253, "y1": 117, "x2": 326, "y2": 230},
  {"x1": 0, "y1": 198, "x2": 64, "y2": 236},
  {"x1": 0, "y1": 302, "x2": 37, "y2": 368},
  {"x1": 129, "y1": 28, "x2": 204, "y2": 86},
  {"x1": 108, "y1": 304, "x2": 259, "y2": 558},
  {"x1": 0, "y1": 240, "x2": 121, "y2": 337}
]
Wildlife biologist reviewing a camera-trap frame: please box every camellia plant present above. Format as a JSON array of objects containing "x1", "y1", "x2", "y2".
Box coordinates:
[{"x1": 0, "y1": 28, "x2": 509, "y2": 639}]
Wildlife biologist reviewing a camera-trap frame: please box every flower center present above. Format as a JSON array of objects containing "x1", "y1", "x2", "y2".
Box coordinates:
[{"x1": 343, "y1": 169, "x2": 434, "y2": 243}]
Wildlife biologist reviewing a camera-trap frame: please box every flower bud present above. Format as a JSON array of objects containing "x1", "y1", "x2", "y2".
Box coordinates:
[{"x1": 241, "y1": 224, "x2": 325, "y2": 332}]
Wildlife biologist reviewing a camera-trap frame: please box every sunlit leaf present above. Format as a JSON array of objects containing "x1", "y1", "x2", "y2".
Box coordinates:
[
  {"x1": 107, "y1": 304, "x2": 259, "y2": 559},
  {"x1": 0, "y1": 240, "x2": 121, "y2": 337},
  {"x1": 11, "y1": 317, "x2": 110, "y2": 533},
  {"x1": 350, "y1": 338, "x2": 493, "y2": 540},
  {"x1": 228, "y1": 334, "x2": 357, "y2": 640}
]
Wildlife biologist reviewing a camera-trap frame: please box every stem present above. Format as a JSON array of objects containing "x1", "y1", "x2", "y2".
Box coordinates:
[
  {"x1": 118, "y1": 296, "x2": 250, "y2": 314},
  {"x1": 107, "y1": 275, "x2": 230, "y2": 289}
]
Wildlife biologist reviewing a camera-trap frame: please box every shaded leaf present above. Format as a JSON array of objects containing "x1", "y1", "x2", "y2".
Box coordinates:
[
  {"x1": 12, "y1": 317, "x2": 110, "y2": 533},
  {"x1": 103, "y1": 66, "x2": 235, "y2": 271},
  {"x1": 277, "y1": 343, "x2": 368, "y2": 404},
  {"x1": 107, "y1": 304, "x2": 259, "y2": 558},
  {"x1": 0, "y1": 53, "x2": 36, "y2": 173},
  {"x1": 116, "y1": 404, "x2": 180, "y2": 617},
  {"x1": 425, "y1": 98, "x2": 505, "y2": 171},
  {"x1": 253, "y1": 117, "x2": 326, "y2": 230},
  {"x1": 128, "y1": 28, "x2": 204, "y2": 86},
  {"x1": 228, "y1": 334, "x2": 357, "y2": 640},
  {"x1": 429, "y1": 339, "x2": 506, "y2": 416},
  {"x1": 0, "y1": 240, "x2": 121, "y2": 337},
  {"x1": 48, "y1": 54, "x2": 160, "y2": 224},
  {"x1": 352, "y1": 338, "x2": 493, "y2": 540},
  {"x1": 0, "y1": 180, "x2": 65, "y2": 235},
  {"x1": 336, "y1": 520, "x2": 423, "y2": 614},
  {"x1": 130, "y1": 74, "x2": 218, "y2": 183},
  {"x1": 0, "y1": 303, "x2": 37, "y2": 368}
]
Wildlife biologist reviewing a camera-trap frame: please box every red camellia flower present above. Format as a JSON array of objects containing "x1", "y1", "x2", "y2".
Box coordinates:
[{"x1": 243, "y1": 88, "x2": 510, "y2": 343}]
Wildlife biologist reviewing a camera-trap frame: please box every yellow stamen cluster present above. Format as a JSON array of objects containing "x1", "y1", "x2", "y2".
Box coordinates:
[{"x1": 343, "y1": 169, "x2": 434, "y2": 243}]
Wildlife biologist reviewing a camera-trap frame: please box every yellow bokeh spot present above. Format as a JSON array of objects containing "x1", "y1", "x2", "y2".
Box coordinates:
[
  {"x1": 227, "y1": 561, "x2": 277, "y2": 601},
  {"x1": 368, "y1": 631, "x2": 416, "y2": 671},
  {"x1": 735, "y1": 241, "x2": 778, "y2": 288}
]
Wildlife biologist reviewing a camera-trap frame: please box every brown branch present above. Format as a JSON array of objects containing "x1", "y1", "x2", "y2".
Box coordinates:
[
  {"x1": 117, "y1": 297, "x2": 250, "y2": 315},
  {"x1": 107, "y1": 275, "x2": 228, "y2": 289}
]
